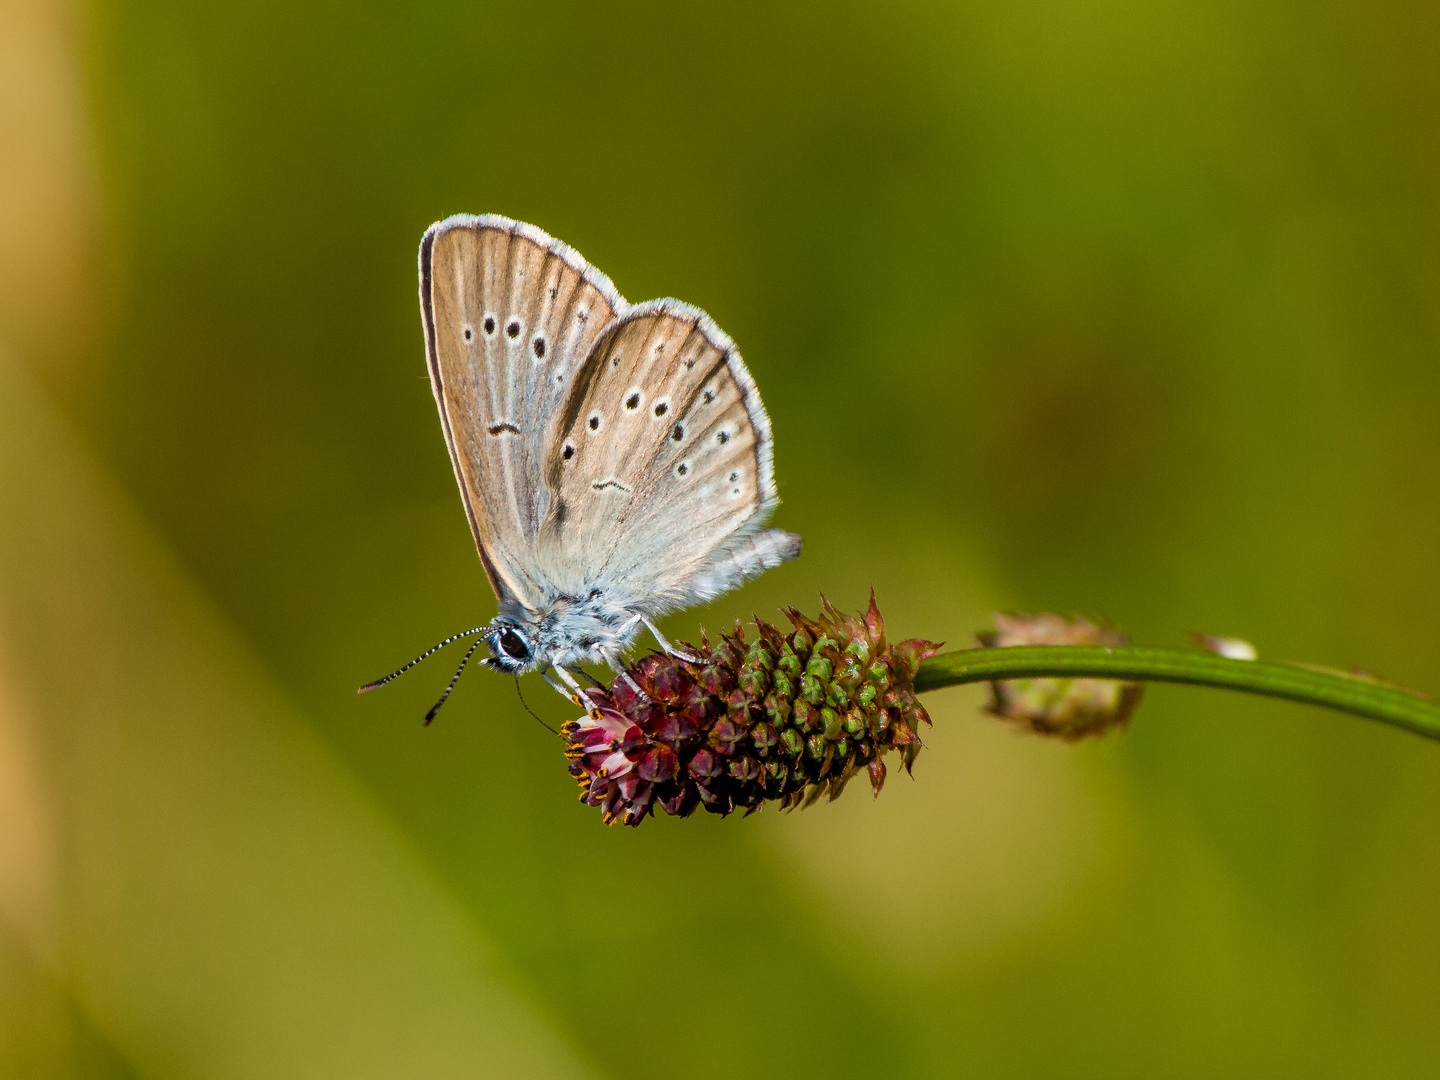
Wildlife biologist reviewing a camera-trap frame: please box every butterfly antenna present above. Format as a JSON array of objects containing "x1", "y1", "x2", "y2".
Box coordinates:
[
  {"x1": 424, "y1": 636, "x2": 485, "y2": 725},
  {"x1": 514, "y1": 677, "x2": 558, "y2": 736},
  {"x1": 357, "y1": 627, "x2": 490, "y2": 694}
]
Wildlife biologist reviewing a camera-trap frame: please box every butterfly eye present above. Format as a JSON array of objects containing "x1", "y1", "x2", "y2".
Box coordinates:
[{"x1": 499, "y1": 630, "x2": 529, "y2": 660}]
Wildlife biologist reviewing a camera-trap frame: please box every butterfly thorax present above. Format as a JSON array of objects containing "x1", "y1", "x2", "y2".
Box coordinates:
[{"x1": 485, "y1": 589, "x2": 642, "y2": 675}]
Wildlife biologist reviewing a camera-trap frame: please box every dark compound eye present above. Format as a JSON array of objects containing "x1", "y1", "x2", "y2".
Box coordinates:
[{"x1": 499, "y1": 629, "x2": 529, "y2": 660}]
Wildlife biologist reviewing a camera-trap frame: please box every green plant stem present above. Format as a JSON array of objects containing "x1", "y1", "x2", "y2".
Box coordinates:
[{"x1": 914, "y1": 646, "x2": 1440, "y2": 742}]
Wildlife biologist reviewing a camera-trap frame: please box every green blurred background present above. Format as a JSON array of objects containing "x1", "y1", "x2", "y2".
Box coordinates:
[{"x1": 3, "y1": 0, "x2": 1439, "y2": 1075}]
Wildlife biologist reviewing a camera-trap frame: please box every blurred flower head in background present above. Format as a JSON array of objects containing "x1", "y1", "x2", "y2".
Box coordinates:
[{"x1": 978, "y1": 612, "x2": 1143, "y2": 740}]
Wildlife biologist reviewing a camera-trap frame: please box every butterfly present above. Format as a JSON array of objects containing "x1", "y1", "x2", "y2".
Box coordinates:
[{"x1": 362, "y1": 215, "x2": 802, "y2": 716}]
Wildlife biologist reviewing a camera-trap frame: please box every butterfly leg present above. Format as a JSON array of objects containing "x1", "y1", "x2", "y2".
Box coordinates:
[
  {"x1": 590, "y1": 642, "x2": 648, "y2": 701},
  {"x1": 544, "y1": 668, "x2": 613, "y2": 720},
  {"x1": 546, "y1": 665, "x2": 588, "y2": 704},
  {"x1": 540, "y1": 670, "x2": 577, "y2": 702},
  {"x1": 642, "y1": 617, "x2": 703, "y2": 664}
]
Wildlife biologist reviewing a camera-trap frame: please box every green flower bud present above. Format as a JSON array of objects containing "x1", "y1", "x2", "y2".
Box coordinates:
[
  {"x1": 764, "y1": 692, "x2": 792, "y2": 724},
  {"x1": 805, "y1": 654, "x2": 833, "y2": 682},
  {"x1": 800, "y1": 674, "x2": 826, "y2": 705},
  {"x1": 739, "y1": 668, "x2": 768, "y2": 698}
]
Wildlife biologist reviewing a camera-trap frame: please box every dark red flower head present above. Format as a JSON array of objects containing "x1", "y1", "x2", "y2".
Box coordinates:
[{"x1": 563, "y1": 593, "x2": 940, "y2": 826}]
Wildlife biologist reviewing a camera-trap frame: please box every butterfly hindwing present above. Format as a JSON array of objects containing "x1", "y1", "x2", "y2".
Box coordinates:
[
  {"x1": 421, "y1": 214, "x2": 625, "y2": 607},
  {"x1": 540, "y1": 300, "x2": 798, "y2": 610}
]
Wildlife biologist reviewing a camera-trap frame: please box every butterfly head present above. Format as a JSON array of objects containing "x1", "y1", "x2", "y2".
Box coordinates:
[
  {"x1": 481, "y1": 593, "x2": 647, "y2": 676},
  {"x1": 481, "y1": 621, "x2": 540, "y2": 675}
]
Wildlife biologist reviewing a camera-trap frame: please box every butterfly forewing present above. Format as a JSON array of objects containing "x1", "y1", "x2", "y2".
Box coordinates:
[
  {"x1": 540, "y1": 301, "x2": 781, "y2": 607},
  {"x1": 421, "y1": 215, "x2": 625, "y2": 607}
]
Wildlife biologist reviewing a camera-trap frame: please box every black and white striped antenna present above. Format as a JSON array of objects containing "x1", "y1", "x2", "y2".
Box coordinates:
[{"x1": 357, "y1": 627, "x2": 489, "y2": 695}]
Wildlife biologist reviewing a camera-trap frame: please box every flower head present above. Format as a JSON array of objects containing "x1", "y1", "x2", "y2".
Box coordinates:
[
  {"x1": 563, "y1": 594, "x2": 940, "y2": 826},
  {"x1": 977, "y1": 612, "x2": 1142, "y2": 740}
]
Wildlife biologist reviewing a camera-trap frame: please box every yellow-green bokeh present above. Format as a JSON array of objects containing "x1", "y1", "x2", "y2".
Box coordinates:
[{"x1": 2, "y1": 0, "x2": 1439, "y2": 1076}]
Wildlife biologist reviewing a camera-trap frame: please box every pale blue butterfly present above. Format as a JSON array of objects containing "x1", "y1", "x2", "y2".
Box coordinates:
[{"x1": 363, "y1": 215, "x2": 801, "y2": 717}]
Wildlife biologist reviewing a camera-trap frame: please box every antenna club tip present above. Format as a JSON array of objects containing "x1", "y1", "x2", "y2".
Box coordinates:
[{"x1": 357, "y1": 682, "x2": 383, "y2": 694}]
